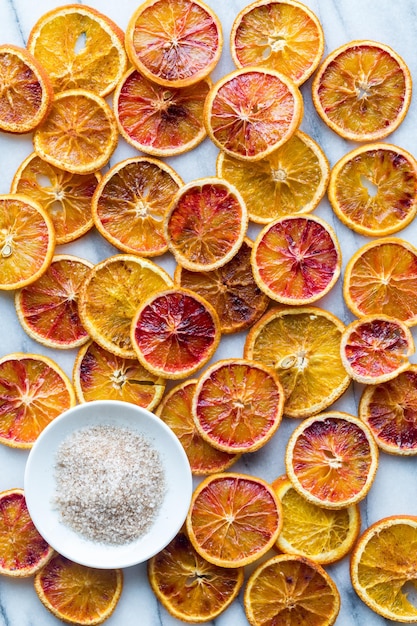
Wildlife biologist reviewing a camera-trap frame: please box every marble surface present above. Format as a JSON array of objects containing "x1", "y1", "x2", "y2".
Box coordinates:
[{"x1": 1, "y1": 0, "x2": 417, "y2": 624}]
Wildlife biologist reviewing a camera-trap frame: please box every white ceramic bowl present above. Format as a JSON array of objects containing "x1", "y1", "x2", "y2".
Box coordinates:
[{"x1": 24, "y1": 400, "x2": 192, "y2": 569}]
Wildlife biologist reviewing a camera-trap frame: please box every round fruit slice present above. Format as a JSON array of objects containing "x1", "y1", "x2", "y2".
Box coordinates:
[
  {"x1": 92, "y1": 157, "x2": 183, "y2": 257},
  {"x1": 192, "y1": 359, "x2": 284, "y2": 454},
  {"x1": 231, "y1": 0, "x2": 324, "y2": 86},
  {"x1": 78, "y1": 254, "x2": 173, "y2": 359},
  {"x1": 204, "y1": 67, "x2": 303, "y2": 161},
  {"x1": 244, "y1": 554, "x2": 340, "y2": 626},
  {"x1": 244, "y1": 307, "x2": 351, "y2": 418},
  {"x1": 27, "y1": 4, "x2": 127, "y2": 96},
  {"x1": 165, "y1": 177, "x2": 247, "y2": 272},
  {"x1": 33, "y1": 89, "x2": 118, "y2": 175},
  {"x1": 114, "y1": 69, "x2": 210, "y2": 157},
  {"x1": 0, "y1": 353, "x2": 76, "y2": 448},
  {"x1": 343, "y1": 237, "x2": 417, "y2": 326},
  {"x1": 0, "y1": 194, "x2": 55, "y2": 291},
  {"x1": 217, "y1": 130, "x2": 330, "y2": 224},
  {"x1": 125, "y1": 0, "x2": 222, "y2": 88},
  {"x1": 73, "y1": 340, "x2": 165, "y2": 409},
  {"x1": 11, "y1": 153, "x2": 99, "y2": 245},
  {"x1": 34, "y1": 553, "x2": 123, "y2": 626},
  {"x1": 148, "y1": 531, "x2": 244, "y2": 622},
  {"x1": 271, "y1": 475, "x2": 361, "y2": 565},
  {"x1": 0, "y1": 488, "x2": 54, "y2": 577},
  {"x1": 15, "y1": 254, "x2": 93, "y2": 350},
  {"x1": 359, "y1": 365, "x2": 417, "y2": 455},
  {"x1": 252, "y1": 215, "x2": 341, "y2": 304},
  {"x1": 328, "y1": 143, "x2": 417, "y2": 237},
  {"x1": 0, "y1": 44, "x2": 53, "y2": 133},
  {"x1": 285, "y1": 412, "x2": 379, "y2": 509},
  {"x1": 312, "y1": 40, "x2": 412, "y2": 142},
  {"x1": 350, "y1": 516, "x2": 417, "y2": 622},
  {"x1": 186, "y1": 473, "x2": 282, "y2": 568},
  {"x1": 340, "y1": 315, "x2": 414, "y2": 384},
  {"x1": 131, "y1": 288, "x2": 221, "y2": 379},
  {"x1": 156, "y1": 380, "x2": 238, "y2": 475}
]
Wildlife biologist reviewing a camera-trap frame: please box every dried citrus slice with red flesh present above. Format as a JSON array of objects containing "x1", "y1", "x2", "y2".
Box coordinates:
[
  {"x1": 204, "y1": 67, "x2": 303, "y2": 161},
  {"x1": 131, "y1": 288, "x2": 221, "y2": 379},
  {"x1": 0, "y1": 353, "x2": 76, "y2": 448},
  {"x1": 285, "y1": 412, "x2": 379, "y2": 509},
  {"x1": 252, "y1": 215, "x2": 341, "y2": 304},
  {"x1": 156, "y1": 379, "x2": 238, "y2": 475},
  {"x1": 186, "y1": 472, "x2": 282, "y2": 568},
  {"x1": 92, "y1": 156, "x2": 183, "y2": 257},
  {"x1": 192, "y1": 358, "x2": 284, "y2": 454},
  {"x1": 125, "y1": 0, "x2": 222, "y2": 88}
]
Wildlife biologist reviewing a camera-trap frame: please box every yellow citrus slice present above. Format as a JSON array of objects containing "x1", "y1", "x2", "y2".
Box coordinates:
[
  {"x1": 0, "y1": 193, "x2": 55, "y2": 291},
  {"x1": 33, "y1": 89, "x2": 118, "y2": 175},
  {"x1": 125, "y1": 0, "x2": 222, "y2": 88},
  {"x1": 204, "y1": 67, "x2": 303, "y2": 161},
  {"x1": 350, "y1": 516, "x2": 417, "y2": 622},
  {"x1": 78, "y1": 254, "x2": 173, "y2": 359},
  {"x1": 231, "y1": 0, "x2": 324, "y2": 86},
  {"x1": 92, "y1": 156, "x2": 183, "y2": 257},
  {"x1": 217, "y1": 130, "x2": 330, "y2": 224},
  {"x1": 285, "y1": 411, "x2": 379, "y2": 509},
  {"x1": 312, "y1": 40, "x2": 412, "y2": 142},
  {"x1": 0, "y1": 352, "x2": 76, "y2": 449},
  {"x1": 272, "y1": 475, "x2": 361, "y2": 564},
  {"x1": 244, "y1": 306, "x2": 351, "y2": 418},
  {"x1": 27, "y1": 4, "x2": 127, "y2": 96},
  {"x1": 186, "y1": 472, "x2": 282, "y2": 568},
  {"x1": 244, "y1": 554, "x2": 340, "y2": 626}
]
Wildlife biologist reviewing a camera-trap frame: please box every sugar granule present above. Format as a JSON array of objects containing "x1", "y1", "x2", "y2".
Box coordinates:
[{"x1": 53, "y1": 424, "x2": 165, "y2": 545}]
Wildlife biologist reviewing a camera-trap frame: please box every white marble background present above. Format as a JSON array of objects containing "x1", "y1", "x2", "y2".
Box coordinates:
[{"x1": 1, "y1": 0, "x2": 417, "y2": 624}]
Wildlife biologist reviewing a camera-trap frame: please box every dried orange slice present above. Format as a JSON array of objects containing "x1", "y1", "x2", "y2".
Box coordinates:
[
  {"x1": 34, "y1": 553, "x2": 123, "y2": 626},
  {"x1": 33, "y1": 89, "x2": 118, "y2": 175},
  {"x1": 131, "y1": 288, "x2": 221, "y2": 379},
  {"x1": 125, "y1": 0, "x2": 222, "y2": 88},
  {"x1": 204, "y1": 67, "x2": 303, "y2": 161},
  {"x1": 328, "y1": 143, "x2": 417, "y2": 237},
  {"x1": 244, "y1": 553, "x2": 340, "y2": 626},
  {"x1": 231, "y1": 0, "x2": 324, "y2": 86},
  {"x1": 312, "y1": 40, "x2": 412, "y2": 142},
  {"x1": 217, "y1": 130, "x2": 330, "y2": 224},
  {"x1": 343, "y1": 237, "x2": 417, "y2": 326},
  {"x1": 350, "y1": 515, "x2": 417, "y2": 622},
  {"x1": 165, "y1": 177, "x2": 247, "y2": 272},
  {"x1": 0, "y1": 44, "x2": 53, "y2": 134},
  {"x1": 186, "y1": 472, "x2": 282, "y2": 568},
  {"x1": 285, "y1": 412, "x2": 379, "y2": 509},
  {"x1": 340, "y1": 315, "x2": 414, "y2": 384},
  {"x1": 0, "y1": 193, "x2": 55, "y2": 291},
  {"x1": 15, "y1": 254, "x2": 93, "y2": 350},
  {"x1": 78, "y1": 254, "x2": 173, "y2": 359},
  {"x1": 27, "y1": 4, "x2": 127, "y2": 96},
  {"x1": 359, "y1": 365, "x2": 417, "y2": 455},
  {"x1": 114, "y1": 69, "x2": 210, "y2": 157},
  {"x1": 0, "y1": 353, "x2": 76, "y2": 448},
  {"x1": 174, "y1": 239, "x2": 269, "y2": 334},
  {"x1": 11, "y1": 153, "x2": 99, "y2": 245},
  {"x1": 244, "y1": 307, "x2": 351, "y2": 418},
  {"x1": 271, "y1": 475, "x2": 361, "y2": 565},
  {"x1": 156, "y1": 379, "x2": 238, "y2": 475},
  {"x1": 73, "y1": 340, "x2": 165, "y2": 409},
  {"x1": 92, "y1": 156, "x2": 183, "y2": 257},
  {"x1": 192, "y1": 358, "x2": 284, "y2": 454},
  {"x1": 252, "y1": 215, "x2": 341, "y2": 304},
  {"x1": 148, "y1": 530, "x2": 244, "y2": 622}
]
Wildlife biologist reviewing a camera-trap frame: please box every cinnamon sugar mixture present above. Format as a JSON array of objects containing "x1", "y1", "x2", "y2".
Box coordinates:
[{"x1": 53, "y1": 424, "x2": 165, "y2": 545}]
